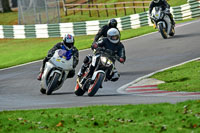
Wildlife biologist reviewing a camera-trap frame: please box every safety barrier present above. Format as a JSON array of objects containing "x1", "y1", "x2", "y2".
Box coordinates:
[{"x1": 0, "y1": 0, "x2": 199, "y2": 39}]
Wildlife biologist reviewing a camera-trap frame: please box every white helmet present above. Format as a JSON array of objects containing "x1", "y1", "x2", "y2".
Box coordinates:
[
  {"x1": 107, "y1": 28, "x2": 120, "y2": 44},
  {"x1": 63, "y1": 34, "x2": 74, "y2": 48},
  {"x1": 153, "y1": 0, "x2": 160, "y2": 3}
]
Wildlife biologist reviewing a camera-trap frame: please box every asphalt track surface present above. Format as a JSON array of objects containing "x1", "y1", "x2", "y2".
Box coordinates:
[{"x1": 0, "y1": 20, "x2": 200, "y2": 111}]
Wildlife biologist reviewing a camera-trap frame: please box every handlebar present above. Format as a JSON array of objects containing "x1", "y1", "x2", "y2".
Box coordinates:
[{"x1": 95, "y1": 47, "x2": 120, "y2": 61}]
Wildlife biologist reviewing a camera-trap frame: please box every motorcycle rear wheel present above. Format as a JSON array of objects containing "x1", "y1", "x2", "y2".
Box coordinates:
[
  {"x1": 46, "y1": 73, "x2": 60, "y2": 95},
  {"x1": 159, "y1": 23, "x2": 168, "y2": 39},
  {"x1": 88, "y1": 73, "x2": 104, "y2": 97}
]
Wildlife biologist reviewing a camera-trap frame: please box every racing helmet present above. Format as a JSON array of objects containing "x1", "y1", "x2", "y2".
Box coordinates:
[
  {"x1": 108, "y1": 18, "x2": 118, "y2": 28},
  {"x1": 107, "y1": 28, "x2": 120, "y2": 44},
  {"x1": 63, "y1": 34, "x2": 74, "y2": 48},
  {"x1": 153, "y1": 0, "x2": 160, "y2": 3}
]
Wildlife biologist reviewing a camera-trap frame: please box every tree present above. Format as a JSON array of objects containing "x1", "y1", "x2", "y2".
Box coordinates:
[{"x1": 1, "y1": 0, "x2": 11, "y2": 12}]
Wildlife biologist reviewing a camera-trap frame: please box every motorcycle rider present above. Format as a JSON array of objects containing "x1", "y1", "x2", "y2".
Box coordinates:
[
  {"x1": 94, "y1": 18, "x2": 119, "y2": 43},
  {"x1": 37, "y1": 33, "x2": 79, "y2": 81},
  {"x1": 78, "y1": 28, "x2": 126, "y2": 81},
  {"x1": 149, "y1": 0, "x2": 175, "y2": 26}
]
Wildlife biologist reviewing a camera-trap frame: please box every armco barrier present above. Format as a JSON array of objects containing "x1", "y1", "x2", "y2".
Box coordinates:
[{"x1": 0, "y1": 0, "x2": 199, "y2": 39}]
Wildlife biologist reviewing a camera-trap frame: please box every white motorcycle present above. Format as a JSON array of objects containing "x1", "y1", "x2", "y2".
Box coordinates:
[
  {"x1": 40, "y1": 49, "x2": 74, "y2": 95},
  {"x1": 151, "y1": 7, "x2": 175, "y2": 39}
]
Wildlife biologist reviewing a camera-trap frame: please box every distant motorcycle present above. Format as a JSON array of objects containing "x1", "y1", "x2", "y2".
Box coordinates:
[
  {"x1": 150, "y1": 7, "x2": 175, "y2": 39},
  {"x1": 40, "y1": 49, "x2": 74, "y2": 95},
  {"x1": 74, "y1": 48, "x2": 119, "y2": 97}
]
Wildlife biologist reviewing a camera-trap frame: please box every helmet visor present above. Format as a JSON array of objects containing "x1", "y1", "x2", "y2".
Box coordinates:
[
  {"x1": 111, "y1": 35, "x2": 119, "y2": 40},
  {"x1": 110, "y1": 22, "x2": 117, "y2": 27},
  {"x1": 154, "y1": 0, "x2": 159, "y2": 3}
]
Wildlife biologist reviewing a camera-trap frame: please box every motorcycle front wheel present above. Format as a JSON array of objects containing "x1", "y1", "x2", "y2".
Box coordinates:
[
  {"x1": 159, "y1": 23, "x2": 168, "y2": 39},
  {"x1": 169, "y1": 26, "x2": 175, "y2": 36},
  {"x1": 88, "y1": 73, "x2": 104, "y2": 97},
  {"x1": 46, "y1": 73, "x2": 60, "y2": 95},
  {"x1": 74, "y1": 78, "x2": 85, "y2": 96}
]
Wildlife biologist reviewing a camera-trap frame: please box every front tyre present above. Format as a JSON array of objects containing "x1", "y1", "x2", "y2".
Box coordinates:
[
  {"x1": 88, "y1": 73, "x2": 104, "y2": 97},
  {"x1": 46, "y1": 73, "x2": 60, "y2": 95},
  {"x1": 74, "y1": 79, "x2": 85, "y2": 96},
  {"x1": 159, "y1": 23, "x2": 168, "y2": 39},
  {"x1": 169, "y1": 27, "x2": 175, "y2": 36}
]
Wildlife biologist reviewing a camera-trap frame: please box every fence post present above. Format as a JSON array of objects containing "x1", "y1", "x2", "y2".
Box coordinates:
[
  {"x1": 44, "y1": 0, "x2": 49, "y2": 24},
  {"x1": 142, "y1": 0, "x2": 145, "y2": 12},
  {"x1": 62, "y1": 0, "x2": 67, "y2": 16},
  {"x1": 105, "y1": 4, "x2": 109, "y2": 17},
  {"x1": 80, "y1": 4, "x2": 83, "y2": 15},
  {"x1": 73, "y1": 8, "x2": 76, "y2": 15},
  {"x1": 56, "y1": 0, "x2": 61, "y2": 23},
  {"x1": 114, "y1": 3, "x2": 118, "y2": 16},
  {"x1": 88, "y1": 4, "x2": 92, "y2": 17},
  {"x1": 123, "y1": 3, "x2": 126, "y2": 16},
  {"x1": 133, "y1": 1, "x2": 136, "y2": 14},
  {"x1": 96, "y1": 5, "x2": 100, "y2": 17}
]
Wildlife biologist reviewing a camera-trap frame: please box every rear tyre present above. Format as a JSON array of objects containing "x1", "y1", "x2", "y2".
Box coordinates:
[
  {"x1": 159, "y1": 23, "x2": 168, "y2": 39},
  {"x1": 88, "y1": 73, "x2": 104, "y2": 97},
  {"x1": 74, "y1": 79, "x2": 85, "y2": 96},
  {"x1": 46, "y1": 73, "x2": 60, "y2": 95}
]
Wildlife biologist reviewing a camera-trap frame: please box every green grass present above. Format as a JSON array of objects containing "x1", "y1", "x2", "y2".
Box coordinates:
[
  {"x1": 0, "y1": 11, "x2": 18, "y2": 25},
  {"x1": 0, "y1": 18, "x2": 196, "y2": 69},
  {"x1": 0, "y1": 100, "x2": 200, "y2": 133},
  {"x1": 0, "y1": 0, "x2": 187, "y2": 25},
  {"x1": 151, "y1": 60, "x2": 200, "y2": 92}
]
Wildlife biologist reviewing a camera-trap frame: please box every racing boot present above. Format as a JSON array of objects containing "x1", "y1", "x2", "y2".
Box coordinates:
[
  {"x1": 77, "y1": 64, "x2": 88, "y2": 78},
  {"x1": 111, "y1": 68, "x2": 120, "y2": 82}
]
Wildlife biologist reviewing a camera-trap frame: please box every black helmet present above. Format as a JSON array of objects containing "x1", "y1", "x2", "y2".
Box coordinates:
[
  {"x1": 63, "y1": 33, "x2": 74, "y2": 48},
  {"x1": 108, "y1": 18, "x2": 117, "y2": 28},
  {"x1": 153, "y1": 0, "x2": 160, "y2": 3}
]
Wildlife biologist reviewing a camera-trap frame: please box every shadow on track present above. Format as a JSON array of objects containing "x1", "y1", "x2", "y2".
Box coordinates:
[
  {"x1": 51, "y1": 92, "x2": 74, "y2": 95},
  {"x1": 87, "y1": 93, "x2": 130, "y2": 97},
  {"x1": 169, "y1": 32, "x2": 200, "y2": 39}
]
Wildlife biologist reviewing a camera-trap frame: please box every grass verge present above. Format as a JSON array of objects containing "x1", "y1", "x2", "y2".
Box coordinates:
[
  {"x1": 151, "y1": 60, "x2": 200, "y2": 92},
  {"x1": 0, "y1": 100, "x2": 200, "y2": 133},
  {"x1": 0, "y1": 18, "x2": 197, "y2": 69}
]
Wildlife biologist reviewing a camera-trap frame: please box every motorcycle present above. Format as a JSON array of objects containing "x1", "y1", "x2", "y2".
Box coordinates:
[
  {"x1": 74, "y1": 48, "x2": 119, "y2": 97},
  {"x1": 40, "y1": 49, "x2": 74, "y2": 95},
  {"x1": 150, "y1": 7, "x2": 175, "y2": 39}
]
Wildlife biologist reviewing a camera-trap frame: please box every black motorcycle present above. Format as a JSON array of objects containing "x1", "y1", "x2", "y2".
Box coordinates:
[{"x1": 74, "y1": 48, "x2": 119, "y2": 97}]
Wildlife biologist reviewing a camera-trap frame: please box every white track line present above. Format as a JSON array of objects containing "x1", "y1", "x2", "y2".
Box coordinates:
[{"x1": 1, "y1": 19, "x2": 200, "y2": 72}]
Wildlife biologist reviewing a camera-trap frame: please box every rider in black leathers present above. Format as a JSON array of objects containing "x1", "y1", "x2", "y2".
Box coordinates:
[
  {"x1": 78, "y1": 28, "x2": 126, "y2": 81},
  {"x1": 149, "y1": 0, "x2": 175, "y2": 25},
  {"x1": 94, "y1": 18, "x2": 120, "y2": 43},
  {"x1": 37, "y1": 34, "x2": 79, "y2": 81}
]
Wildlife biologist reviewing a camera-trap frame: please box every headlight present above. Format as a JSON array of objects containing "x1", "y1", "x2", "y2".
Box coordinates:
[
  {"x1": 100, "y1": 57, "x2": 113, "y2": 67},
  {"x1": 155, "y1": 13, "x2": 159, "y2": 19}
]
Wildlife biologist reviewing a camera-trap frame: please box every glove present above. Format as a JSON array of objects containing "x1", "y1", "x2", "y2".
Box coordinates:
[
  {"x1": 119, "y1": 58, "x2": 125, "y2": 63},
  {"x1": 92, "y1": 42, "x2": 98, "y2": 49}
]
